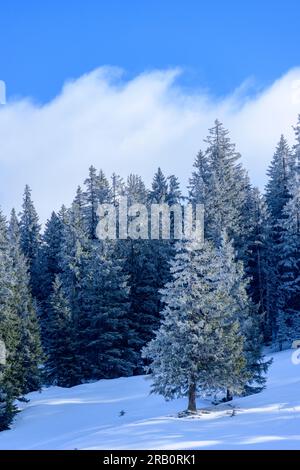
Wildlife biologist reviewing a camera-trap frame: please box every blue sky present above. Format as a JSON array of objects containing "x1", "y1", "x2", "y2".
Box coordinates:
[
  {"x1": 1, "y1": 1, "x2": 300, "y2": 221},
  {"x1": 1, "y1": 0, "x2": 300, "y2": 102}
]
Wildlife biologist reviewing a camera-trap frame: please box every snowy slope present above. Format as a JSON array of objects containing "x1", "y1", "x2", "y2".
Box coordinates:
[{"x1": 0, "y1": 349, "x2": 299, "y2": 450}]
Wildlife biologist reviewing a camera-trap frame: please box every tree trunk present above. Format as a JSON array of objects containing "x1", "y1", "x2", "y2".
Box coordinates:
[
  {"x1": 188, "y1": 382, "x2": 197, "y2": 413},
  {"x1": 226, "y1": 388, "x2": 233, "y2": 402}
]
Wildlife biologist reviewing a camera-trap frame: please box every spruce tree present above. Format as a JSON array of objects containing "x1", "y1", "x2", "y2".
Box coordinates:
[
  {"x1": 276, "y1": 180, "x2": 300, "y2": 347},
  {"x1": 126, "y1": 174, "x2": 148, "y2": 205},
  {"x1": 241, "y1": 189, "x2": 272, "y2": 341},
  {"x1": 149, "y1": 167, "x2": 168, "y2": 203},
  {"x1": 8, "y1": 209, "x2": 42, "y2": 395},
  {"x1": 293, "y1": 114, "x2": 300, "y2": 175},
  {"x1": 58, "y1": 201, "x2": 91, "y2": 380},
  {"x1": 111, "y1": 173, "x2": 125, "y2": 205},
  {"x1": 265, "y1": 136, "x2": 295, "y2": 339},
  {"x1": 0, "y1": 211, "x2": 19, "y2": 429},
  {"x1": 167, "y1": 174, "x2": 183, "y2": 240},
  {"x1": 45, "y1": 276, "x2": 80, "y2": 387},
  {"x1": 122, "y1": 171, "x2": 173, "y2": 372},
  {"x1": 83, "y1": 166, "x2": 99, "y2": 238},
  {"x1": 83, "y1": 167, "x2": 112, "y2": 238},
  {"x1": 36, "y1": 209, "x2": 67, "y2": 349},
  {"x1": 81, "y1": 242, "x2": 137, "y2": 379},
  {"x1": 125, "y1": 240, "x2": 169, "y2": 368},
  {"x1": 201, "y1": 120, "x2": 248, "y2": 246},
  {"x1": 166, "y1": 175, "x2": 182, "y2": 205},
  {"x1": 39, "y1": 210, "x2": 65, "y2": 305},
  {"x1": 143, "y1": 238, "x2": 248, "y2": 413},
  {"x1": 73, "y1": 186, "x2": 85, "y2": 213},
  {"x1": 188, "y1": 150, "x2": 209, "y2": 205},
  {"x1": 19, "y1": 185, "x2": 41, "y2": 298},
  {"x1": 216, "y1": 234, "x2": 270, "y2": 395},
  {"x1": 265, "y1": 135, "x2": 294, "y2": 221}
]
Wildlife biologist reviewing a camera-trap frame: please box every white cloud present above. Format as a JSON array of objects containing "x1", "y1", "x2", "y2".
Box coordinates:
[{"x1": 0, "y1": 66, "x2": 299, "y2": 222}]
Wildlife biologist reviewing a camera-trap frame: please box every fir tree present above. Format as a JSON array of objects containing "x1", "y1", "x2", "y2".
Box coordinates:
[
  {"x1": 39, "y1": 211, "x2": 64, "y2": 295},
  {"x1": 37, "y1": 210, "x2": 66, "y2": 346},
  {"x1": 202, "y1": 120, "x2": 248, "y2": 246},
  {"x1": 58, "y1": 202, "x2": 91, "y2": 380},
  {"x1": 265, "y1": 136, "x2": 295, "y2": 339},
  {"x1": 81, "y1": 242, "x2": 137, "y2": 379},
  {"x1": 149, "y1": 167, "x2": 168, "y2": 203},
  {"x1": 276, "y1": 179, "x2": 300, "y2": 347},
  {"x1": 293, "y1": 114, "x2": 300, "y2": 176},
  {"x1": 143, "y1": 238, "x2": 248, "y2": 413},
  {"x1": 19, "y1": 185, "x2": 41, "y2": 298},
  {"x1": 237, "y1": 187, "x2": 272, "y2": 341},
  {"x1": 125, "y1": 174, "x2": 148, "y2": 205},
  {"x1": 188, "y1": 150, "x2": 209, "y2": 205},
  {"x1": 216, "y1": 234, "x2": 270, "y2": 395},
  {"x1": 125, "y1": 239, "x2": 170, "y2": 371},
  {"x1": 73, "y1": 186, "x2": 85, "y2": 211},
  {"x1": 8, "y1": 209, "x2": 42, "y2": 395},
  {"x1": 83, "y1": 167, "x2": 112, "y2": 238},
  {"x1": 111, "y1": 173, "x2": 125, "y2": 205},
  {"x1": 0, "y1": 211, "x2": 19, "y2": 429},
  {"x1": 123, "y1": 170, "x2": 173, "y2": 373},
  {"x1": 45, "y1": 276, "x2": 80, "y2": 387},
  {"x1": 167, "y1": 174, "x2": 183, "y2": 240},
  {"x1": 265, "y1": 135, "x2": 293, "y2": 221},
  {"x1": 166, "y1": 175, "x2": 182, "y2": 205},
  {"x1": 83, "y1": 166, "x2": 99, "y2": 239}
]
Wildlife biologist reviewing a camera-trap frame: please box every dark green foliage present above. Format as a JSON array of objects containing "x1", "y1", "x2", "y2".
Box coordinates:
[{"x1": 45, "y1": 276, "x2": 80, "y2": 387}]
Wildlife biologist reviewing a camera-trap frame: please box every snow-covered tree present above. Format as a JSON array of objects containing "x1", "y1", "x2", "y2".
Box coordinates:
[
  {"x1": 45, "y1": 276, "x2": 80, "y2": 387},
  {"x1": 81, "y1": 242, "x2": 137, "y2": 379},
  {"x1": 149, "y1": 167, "x2": 168, "y2": 203},
  {"x1": 143, "y1": 238, "x2": 248, "y2": 413},
  {"x1": 125, "y1": 239, "x2": 171, "y2": 371},
  {"x1": 265, "y1": 135, "x2": 294, "y2": 221},
  {"x1": 83, "y1": 166, "x2": 112, "y2": 238},
  {"x1": 216, "y1": 234, "x2": 270, "y2": 395},
  {"x1": 265, "y1": 135, "x2": 297, "y2": 340},
  {"x1": 201, "y1": 120, "x2": 248, "y2": 246},
  {"x1": 8, "y1": 209, "x2": 42, "y2": 395},
  {"x1": 276, "y1": 179, "x2": 300, "y2": 347},
  {"x1": 58, "y1": 201, "x2": 91, "y2": 380},
  {"x1": 125, "y1": 174, "x2": 148, "y2": 205},
  {"x1": 0, "y1": 211, "x2": 19, "y2": 429},
  {"x1": 39, "y1": 211, "x2": 64, "y2": 294},
  {"x1": 166, "y1": 175, "x2": 182, "y2": 205},
  {"x1": 19, "y1": 185, "x2": 41, "y2": 298},
  {"x1": 236, "y1": 187, "x2": 272, "y2": 341},
  {"x1": 111, "y1": 173, "x2": 125, "y2": 205},
  {"x1": 188, "y1": 150, "x2": 209, "y2": 205},
  {"x1": 37, "y1": 209, "x2": 67, "y2": 347}
]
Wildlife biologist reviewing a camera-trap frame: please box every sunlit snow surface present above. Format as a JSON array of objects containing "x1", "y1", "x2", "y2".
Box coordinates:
[{"x1": 0, "y1": 350, "x2": 300, "y2": 449}]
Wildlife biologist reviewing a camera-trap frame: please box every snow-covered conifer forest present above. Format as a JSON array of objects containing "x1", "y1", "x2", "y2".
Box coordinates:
[{"x1": 0, "y1": 118, "x2": 299, "y2": 449}]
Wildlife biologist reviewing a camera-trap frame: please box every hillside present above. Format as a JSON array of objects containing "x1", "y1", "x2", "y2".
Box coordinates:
[{"x1": 0, "y1": 349, "x2": 299, "y2": 450}]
